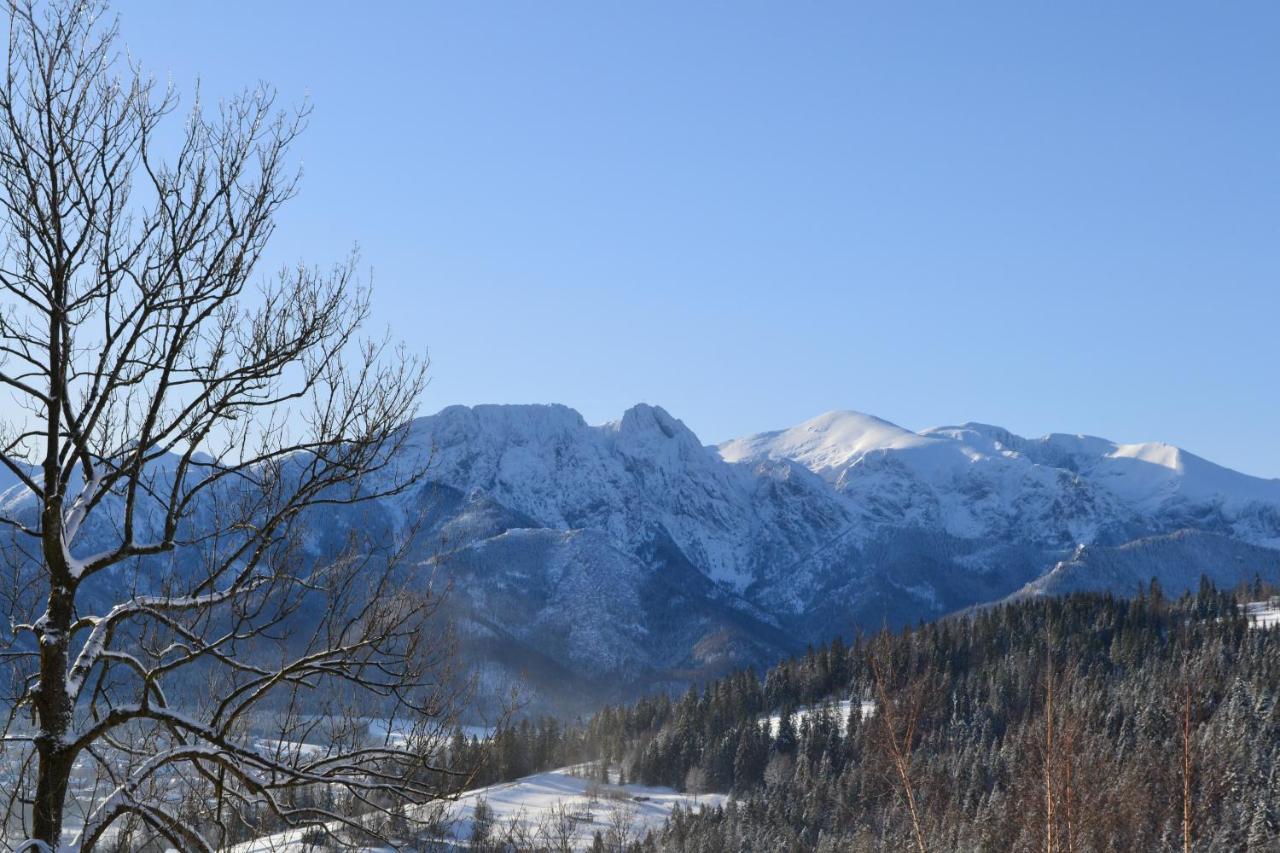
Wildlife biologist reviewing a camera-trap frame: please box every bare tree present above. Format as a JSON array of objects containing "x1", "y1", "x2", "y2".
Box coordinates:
[
  {"x1": 1042, "y1": 620, "x2": 1056, "y2": 853},
  {"x1": 496, "y1": 807, "x2": 535, "y2": 852},
  {"x1": 0, "y1": 1, "x2": 466, "y2": 849},
  {"x1": 1017, "y1": 615, "x2": 1094, "y2": 853},
  {"x1": 868, "y1": 636, "x2": 931, "y2": 853},
  {"x1": 604, "y1": 800, "x2": 637, "y2": 853},
  {"x1": 542, "y1": 800, "x2": 577, "y2": 853},
  {"x1": 1178, "y1": 650, "x2": 1197, "y2": 853},
  {"x1": 683, "y1": 765, "x2": 706, "y2": 805}
]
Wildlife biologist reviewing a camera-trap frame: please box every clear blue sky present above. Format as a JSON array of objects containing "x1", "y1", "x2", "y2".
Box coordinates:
[{"x1": 113, "y1": 2, "x2": 1280, "y2": 476}]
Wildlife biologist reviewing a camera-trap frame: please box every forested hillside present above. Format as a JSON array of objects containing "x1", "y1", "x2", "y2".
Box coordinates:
[{"x1": 457, "y1": 580, "x2": 1280, "y2": 852}]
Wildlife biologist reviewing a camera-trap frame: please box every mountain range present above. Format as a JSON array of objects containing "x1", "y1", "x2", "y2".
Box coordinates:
[
  {"x1": 364, "y1": 403, "x2": 1280, "y2": 712},
  {"x1": 7, "y1": 402, "x2": 1280, "y2": 714}
]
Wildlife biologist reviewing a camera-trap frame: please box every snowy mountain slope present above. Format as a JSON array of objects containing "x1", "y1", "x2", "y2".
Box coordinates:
[
  {"x1": 722, "y1": 411, "x2": 1280, "y2": 549},
  {"x1": 933, "y1": 423, "x2": 1280, "y2": 523},
  {"x1": 1006, "y1": 530, "x2": 1280, "y2": 599},
  {"x1": 719, "y1": 410, "x2": 938, "y2": 476},
  {"x1": 372, "y1": 406, "x2": 854, "y2": 711},
  {"x1": 721, "y1": 412, "x2": 1134, "y2": 546},
  {"x1": 435, "y1": 523, "x2": 797, "y2": 714}
]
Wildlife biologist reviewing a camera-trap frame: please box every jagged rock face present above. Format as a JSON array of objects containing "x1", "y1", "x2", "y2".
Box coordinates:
[
  {"x1": 7, "y1": 403, "x2": 1280, "y2": 714},
  {"x1": 395, "y1": 403, "x2": 852, "y2": 594}
]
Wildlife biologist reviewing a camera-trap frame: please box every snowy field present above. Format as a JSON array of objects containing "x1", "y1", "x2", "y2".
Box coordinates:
[
  {"x1": 761, "y1": 697, "x2": 874, "y2": 736},
  {"x1": 1245, "y1": 600, "x2": 1280, "y2": 629},
  {"x1": 0, "y1": 718, "x2": 500, "y2": 851},
  {"x1": 231, "y1": 765, "x2": 725, "y2": 852}
]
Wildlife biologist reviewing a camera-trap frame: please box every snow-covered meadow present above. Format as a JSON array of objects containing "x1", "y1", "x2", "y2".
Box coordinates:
[
  {"x1": 231, "y1": 765, "x2": 725, "y2": 852},
  {"x1": 1245, "y1": 599, "x2": 1280, "y2": 628},
  {"x1": 760, "y1": 697, "x2": 874, "y2": 737}
]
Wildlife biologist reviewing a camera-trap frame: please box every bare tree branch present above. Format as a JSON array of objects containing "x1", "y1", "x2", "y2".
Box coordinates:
[{"x1": 0, "y1": 2, "x2": 463, "y2": 849}]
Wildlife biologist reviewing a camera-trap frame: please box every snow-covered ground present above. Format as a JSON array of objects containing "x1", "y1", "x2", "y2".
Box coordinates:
[
  {"x1": 1245, "y1": 599, "x2": 1280, "y2": 629},
  {"x1": 363, "y1": 716, "x2": 494, "y2": 747},
  {"x1": 231, "y1": 765, "x2": 724, "y2": 852},
  {"x1": 243, "y1": 718, "x2": 494, "y2": 763},
  {"x1": 761, "y1": 698, "x2": 874, "y2": 736}
]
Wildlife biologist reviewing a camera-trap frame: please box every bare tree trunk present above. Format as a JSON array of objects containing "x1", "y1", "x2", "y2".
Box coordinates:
[
  {"x1": 1062, "y1": 736, "x2": 1076, "y2": 853},
  {"x1": 1182, "y1": 670, "x2": 1194, "y2": 853},
  {"x1": 32, "y1": 502, "x2": 75, "y2": 846},
  {"x1": 1043, "y1": 622, "x2": 1055, "y2": 853}
]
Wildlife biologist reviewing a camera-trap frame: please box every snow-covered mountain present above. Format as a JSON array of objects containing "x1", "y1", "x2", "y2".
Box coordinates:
[
  {"x1": 357, "y1": 404, "x2": 1280, "y2": 711},
  {"x1": 720, "y1": 411, "x2": 1280, "y2": 548},
  {"x1": 376, "y1": 404, "x2": 849, "y2": 710}
]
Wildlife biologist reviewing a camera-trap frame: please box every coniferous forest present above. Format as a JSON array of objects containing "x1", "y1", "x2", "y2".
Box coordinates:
[{"x1": 457, "y1": 581, "x2": 1280, "y2": 852}]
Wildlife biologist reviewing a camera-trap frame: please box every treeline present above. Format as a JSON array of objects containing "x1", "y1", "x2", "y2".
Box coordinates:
[{"x1": 457, "y1": 578, "x2": 1280, "y2": 851}]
